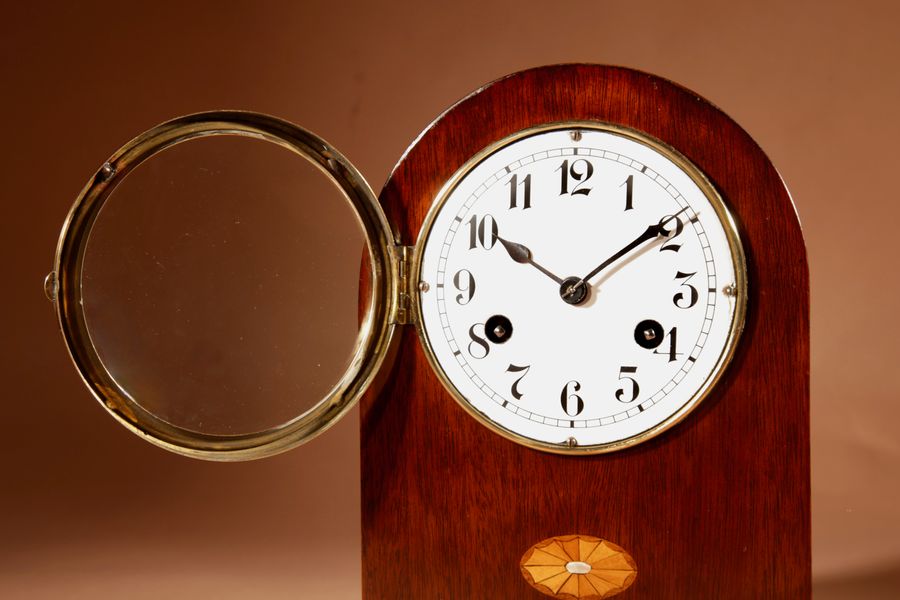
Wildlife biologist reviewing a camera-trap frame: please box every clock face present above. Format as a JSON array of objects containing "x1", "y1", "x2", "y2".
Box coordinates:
[{"x1": 415, "y1": 123, "x2": 746, "y2": 453}]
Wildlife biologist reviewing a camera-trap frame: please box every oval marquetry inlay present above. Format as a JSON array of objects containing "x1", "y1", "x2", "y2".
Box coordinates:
[{"x1": 520, "y1": 535, "x2": 637, "y2": 599}]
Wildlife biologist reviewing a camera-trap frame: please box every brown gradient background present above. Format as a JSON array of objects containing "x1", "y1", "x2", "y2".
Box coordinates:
[{"x1": 2, "y1": 1, "x2": 899, "y2": 598}]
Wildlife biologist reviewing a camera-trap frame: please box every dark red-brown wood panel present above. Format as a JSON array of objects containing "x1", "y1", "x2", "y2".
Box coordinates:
[{"x1": 361, "y1": 64, "x2": 809, "y2": 599}]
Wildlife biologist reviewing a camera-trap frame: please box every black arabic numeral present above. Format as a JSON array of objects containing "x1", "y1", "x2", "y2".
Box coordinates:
[
  {"x1": 506, "y1": 364, "x2": 530, "y2": 400},
  {"x1": 560, "y1": 380, "x2": 584, "y2": 416},
  {"x1": 653, "y1": 327, "x2": 682, "y2": 362},
  {"x1": 615, "y1": 366, "x2": 640, "y2": 403},
  {"x1": 467, "y1": 214, "x2": 498, "y2": 250},
  {"x1": 673, "y1": 271, "x2": 699, "y2": 309},
  {"x1": 658, "y1": 212, "x2": 685, "y2": 253},
  {"x1": 556, "y1": 159, "x2": 593, "y2": 196},
  {"x1": 508, "y1": 173, "x2": 532, "y2": 210},
  {"x1": 621, "y1": 174, "x2": 634, "y2": 211},
  {"x1": 452, "y1": 269, "x2": 476, "y2": 305},
  {"x1": 467, "y1": 323, "x2": 490, "y2": 359}
]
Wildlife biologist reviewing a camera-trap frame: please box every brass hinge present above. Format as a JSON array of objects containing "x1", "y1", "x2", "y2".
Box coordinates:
[{"x1": 393, "y1": 245, "x2": 417, "y2": 326}]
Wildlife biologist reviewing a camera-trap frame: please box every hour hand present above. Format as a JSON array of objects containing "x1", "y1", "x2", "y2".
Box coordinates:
[{"x1": 496, "y1": 237, "x2": 564, "y2": 285}]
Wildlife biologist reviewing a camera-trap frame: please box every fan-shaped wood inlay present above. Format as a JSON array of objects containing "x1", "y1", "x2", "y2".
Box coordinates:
[{"x1": 520, "y1": 535, "x2": 637, "y2": 599}]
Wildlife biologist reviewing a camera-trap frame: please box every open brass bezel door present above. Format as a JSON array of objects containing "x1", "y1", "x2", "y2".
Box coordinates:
[{"x1": 47, "y1": 111, "x2": 400, "y2": 461}]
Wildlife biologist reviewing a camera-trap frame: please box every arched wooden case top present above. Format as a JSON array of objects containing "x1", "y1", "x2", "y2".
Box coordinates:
[{"x1": 362, "y1": 65, "x2": 809, "y2": 597}]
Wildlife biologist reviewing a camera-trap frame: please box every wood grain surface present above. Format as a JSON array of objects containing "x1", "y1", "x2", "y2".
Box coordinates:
[{"x1": 360, "y1": 64, "x2": 809, "y2": 598}]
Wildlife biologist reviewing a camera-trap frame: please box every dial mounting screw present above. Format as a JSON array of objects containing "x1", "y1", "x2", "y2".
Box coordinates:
[
  {"x1": 566, "y1": 437, "x2": 578, "y2": 448},
  {"x1": 418, "y1": 281, "x2": 430, "y2": 293},
  {"x1": 723, "y1": 283, "x2": 737, "y2": 297},
  {"x1": 570, "y1": 130, "x2": 582, "y2": 142}
]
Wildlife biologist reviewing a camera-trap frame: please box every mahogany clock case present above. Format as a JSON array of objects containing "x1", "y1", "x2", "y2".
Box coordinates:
[
  {"x1": 44, "y1": 63, "x2": 808, "y2": 598},
  {"x1": 361, "y1": 65, "x2": 810, "y2": 597}
]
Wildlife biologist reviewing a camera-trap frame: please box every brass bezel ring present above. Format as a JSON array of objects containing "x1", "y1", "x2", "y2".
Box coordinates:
[
  {"x1": 412, "y1": 121, "x2": 748, "y2": 455},
  {"x1": 50, "y1": 111, "x2": 398, "y2": 461}
]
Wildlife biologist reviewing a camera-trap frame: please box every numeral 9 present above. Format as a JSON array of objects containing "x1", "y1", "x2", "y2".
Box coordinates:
[{"x1": 453, "y1": 269, "x2": 476, "y2": 305}]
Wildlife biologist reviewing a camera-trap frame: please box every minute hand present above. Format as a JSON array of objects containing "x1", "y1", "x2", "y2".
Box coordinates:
[{"x1": 579, "y1": 224, "x2": 662, "y2": 285}]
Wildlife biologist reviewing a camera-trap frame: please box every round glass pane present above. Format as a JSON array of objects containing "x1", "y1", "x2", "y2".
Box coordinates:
[{"x1": 80, "y1": 133, "x2": 368, "y2": 437}]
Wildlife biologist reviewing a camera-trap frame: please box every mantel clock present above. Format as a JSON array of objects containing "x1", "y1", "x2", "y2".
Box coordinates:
[{"x1": 47, "y1": 65, "x2": 810, "y2": 598}]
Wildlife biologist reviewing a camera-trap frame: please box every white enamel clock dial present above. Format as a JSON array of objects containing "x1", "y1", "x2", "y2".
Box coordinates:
[{"x1": 416, "y1": 124, "x2": 746, "y2": 453}]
